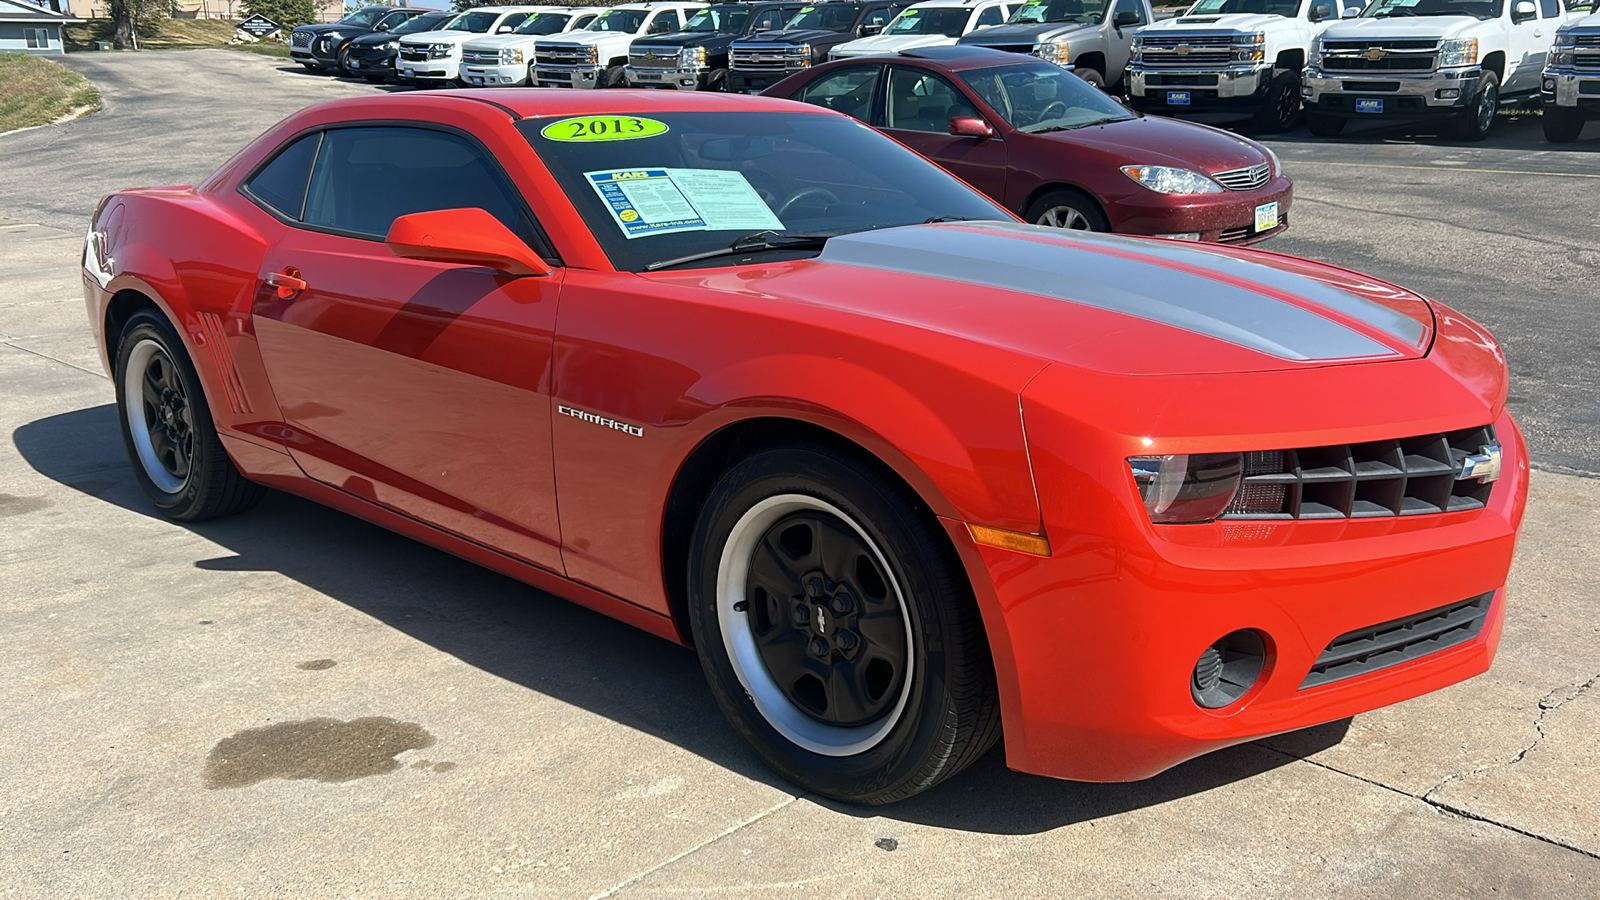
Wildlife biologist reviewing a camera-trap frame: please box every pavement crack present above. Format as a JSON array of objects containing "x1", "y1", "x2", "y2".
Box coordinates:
[
  {"x1": 0, "y1": 339, "x2": 107, "y2": 379},
  {"x1": 1421, "y1": 673, "x2": 1600, "y2": 802},
  {"x1": 586, "y1": 793, "x2": 801, "y2": 900}
]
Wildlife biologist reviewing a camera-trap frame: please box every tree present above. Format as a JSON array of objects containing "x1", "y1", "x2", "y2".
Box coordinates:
[
  {"x1": 244, "y1": 0, "x2": 317, "y2": 29},
  {"x1": 107, "y1": 0, "x2": 164, "y2": 50}
]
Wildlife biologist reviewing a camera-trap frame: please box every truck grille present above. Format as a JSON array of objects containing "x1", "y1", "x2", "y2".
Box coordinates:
[
  {"x1": 1220, "y1": 425, "x2": 1499, "y2": 520},
  {"x1": 1575, "y1": 34, "x2": 1600, "y2": 71},
  {"x1": 1136, "y1": 34, "x2": 1234, "y2": 68},
  {"x1": 629, "y1": 47, "x2": 680, "y2": 70},
  {"x1": 463, "y1": 49, "x2": 502, "y2": 66},
  {"x1": 536, "y1": 43, "x2": 595, "y2": 66},
  {"x1": 290, "y1": 31, "x2": 311, "y2": 48},
  {"x1": 731, "y1": 44, "x2": 801, "y2": 71},
  {"x1": 1319, "y1": 39, "x2": 1437, "y2": 72},
  {"x1": 1211, "y1": 161, "x2": 1270, "y2": 192},
  {"x1": 398, "y1": 45, "x2": 429, "y2": 62},
  {"x1": 1301, "y1": 592, "x2": 1493, "y2": 689}
]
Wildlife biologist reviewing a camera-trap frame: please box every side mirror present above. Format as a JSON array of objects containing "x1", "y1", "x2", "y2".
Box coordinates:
[
  {"x1": 386, "y1": 208, "x2": 551, "y2": 277},
  {"x1": 948, "y1": 115, "x2": 995, "y2": 138},
  {"x1": 860, "y1": 23, "x2": 884, "y2": 35},
  {"x1": 1512, "y1": 0, "x2": 1536, "y2": 19},
  {"x1": 1113, "y1": 10, "x2": 1140, "y2": 26},
  {"x1": 1309, "y1": 3, "x2": 1332, "y2": 20},
  {"x1": 497, "y1": 24, "x2": 514, "y2": 33},
  {"x1": 375, "y1": 22, "x2": 390, "y2": 31}
]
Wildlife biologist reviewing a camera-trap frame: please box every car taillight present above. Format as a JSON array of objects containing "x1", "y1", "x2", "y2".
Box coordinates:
[{"x1": 1128, "y1": 453, "x2": 1243, "y2": 524}]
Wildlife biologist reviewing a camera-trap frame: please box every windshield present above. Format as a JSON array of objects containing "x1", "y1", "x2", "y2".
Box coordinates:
[
  {"x1": 374, "y1": 10, "x2": 413, "y2": 30},
  {"x1": 1362, "y1": 0, "x2": 1504, "y2": 17},
  {"x1": 340, "y1": 7, "x2": 388, "y2": 26},
  {"x1": 885, "y1": 7, "x2": 973, "y2": 35},
  {"x1": 443, "y1": 11, "x2": 500, "y2": 33},
  {"x1": 685, "y1": 6, "x2": 752, "y2": 31},
  {"x1": 520, "y1": 111, "x2": 1009, "y2": 272},
  {"x1": 515, "y1": 12, "x2": 574, "y2": 34},
  {"x1": 1007, "y1": 0, "x2": 1110, "y2": 24},
  {"x1": 784, "y1": 5, "x2": 864, "y2": 30},
  {"x1": 586, "y1": 9, "x2": 649, "y2": 31},
  {"x1": 959, "y1": 62, "x2": 1136, "y2": 131},
  {"x1": 392, "y1": 13, "x2": 451, "y2": 34},
  {"x1": 1185, "y1": 0, "x2": 1300, "y2": 15}
]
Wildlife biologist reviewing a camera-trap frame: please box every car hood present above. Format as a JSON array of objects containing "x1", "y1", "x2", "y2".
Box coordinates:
[
  {"x1": 1040, "y1": 114, "x2": 1271, "y2": 173},
  {"x1": 293, "y1": 23, "x2": 361, "y2": 35},
  {"x1": 958, "y1": 21, "x2": 1095, "y2": 43},
  {"x1": 349, "y1": 31, "x2": 401, "y2": 47},
  {"x1": 1318, "y1": 16, "x2": 1485, "y2": 40},
  {"x1": 400, "y1": 29, "x2": 479, "y2": 46},
  {"x1": 1145, "y1": 13, "x2": 1303, "y2": 32},
  {"x1": 737, "y1": 28, "x2": 851, "y2": 45},
  {"x1": 655, "y1": 223, "x2": 1435, "y2": 376},
  {"x1": 833, "y1": 33, "x2": 958, "y2": 55},
  {"x1": 540, "y1": 31, "x2": 639, "y2": 48},
  {"x1": 464, "y1": 34, "x2": 541, "y2": 50},
  {"x1": 632, "y1": 32, "x2": 735, "y2": 49}
]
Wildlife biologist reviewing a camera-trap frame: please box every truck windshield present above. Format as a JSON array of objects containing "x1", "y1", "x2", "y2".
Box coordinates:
[
  {"x1": 586, "y1": 9, "x2": 650, "y2": 31},
  {"x1": 884, "y1": 7, "x2": 973, "y2": 35},
  {"x1": 514, "y1": 12, "x2": 575, "y2": 34},
  {"x1": 1007, "y1": 0, "x2": 1111, "y2": 25},
  {"x1": 443, "y1": 11, "x2": 500, "y2": 33},
  {"x1": 1186, "y1": 0, "x2": 1300, "y2": 16},
  {"x1": 959, "y1": 61, "x2": 1137, "y2": 131},
  {"x1": 1362, "y1": 0, "x2": 1504, "y2": 18},
  {"x1": 340, "y1": 8, "x2": 389, "y2": 27},
  {"x1": 784, "y1": 5, "x2": 864, "y2": 30},
  {"x1": 685, "y1": 7, "x2": 752, "y2": 31}
]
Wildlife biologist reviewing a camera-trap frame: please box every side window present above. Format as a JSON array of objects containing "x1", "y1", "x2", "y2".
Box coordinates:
[
  {"x1": 796, "y1": 66, "x2": 882, "y2": 122},
  {"x1": 244, "y1": 132, "x2": 322, "y2": 221},
  {"x1": 1111, "y1": 0, "x2": 1146, "y2": 25},
  {"x1": 1538, "y1": 0, "x2": 1559, "y2": 16},
  {"x1": 646, "y1": 11, "x2": 678, "y2": 33},
  {"x1": 885, "y1": 67, "x2": 978, "y2": 133},
  {"x1": 497, "y1": 12, "x2": 531, "y2": 31},
  {"x1": 862, "y1": 6, "x2": 897, "y2": 30},
  {"x1": 976, "y1": 5, "x2": 1006, "y2": 27},
  {"x1": 301, "y1": 126, "x2": 537, "y2": 249},
  {"x1": 752, "y1": 9, "x2": 788, "y2": 30}
]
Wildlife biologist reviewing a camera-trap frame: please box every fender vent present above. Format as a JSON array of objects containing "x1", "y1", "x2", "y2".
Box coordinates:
[
  {"x1": 195, "y1": 312, "x2": 252, "y2": 415},
  {"x1": 1301, "y1": 592, "x2": 1493, "y2": 689}
]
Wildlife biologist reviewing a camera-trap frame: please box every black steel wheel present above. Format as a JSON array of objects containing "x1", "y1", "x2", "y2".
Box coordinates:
[
  {"x1": 114, "y1": 310, "x2": 265, "y2": 522},
  {"x1": 601, "y1": 63, "x2": 626, "y2": 88},
  {"x1": 688, "y1": 444, "x2": 1001, "y2": 804},
  {"x1": 1252, "y1": 70, "x2": 1300, "y2": 134}
]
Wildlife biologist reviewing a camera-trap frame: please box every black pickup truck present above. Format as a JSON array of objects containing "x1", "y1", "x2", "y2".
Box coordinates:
[
  {"x1": 727, "y1": 0, "x2": 908, "y2": 94},
  {"x1": 626, "y1": 2, "x2": 806, "y2": 90}
]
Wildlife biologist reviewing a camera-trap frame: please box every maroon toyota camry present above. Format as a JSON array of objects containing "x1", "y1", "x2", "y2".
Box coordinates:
[{"x1": 767, "y1": 46, "x2": 1291, "y2": 244}]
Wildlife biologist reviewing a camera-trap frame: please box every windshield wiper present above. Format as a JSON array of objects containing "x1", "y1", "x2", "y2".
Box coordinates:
[{"x1": 644, "y1": 231, "x2": 835, "y2": 272}]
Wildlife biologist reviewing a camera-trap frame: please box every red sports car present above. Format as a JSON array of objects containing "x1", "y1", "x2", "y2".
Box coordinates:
[
  {"x1": 767, "y1": 46, "x2": 1293, "y2": 244},
  {"x1": 84, "y1": 89, "x2": 1524, "y2": 804}
]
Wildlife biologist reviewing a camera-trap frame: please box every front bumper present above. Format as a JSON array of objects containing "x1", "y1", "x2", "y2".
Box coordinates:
[
  {"x1": 1303, "y1": 66, "x2": 1481, "y2": 118},
  {"x1": 625, "y1": 64, "x2": 711, "y2": 90},
  {"x1": 1542, "y1": 69, "x2": 1600, "y2": 111},
  {"x1": 396, "y1": 55, "x2": 461, "y2": 82},
  {"x1": 344, "y1": 47, "x2": 397, "y2": 76},
  {"x1": 1104, "y1": 175, "x2": 1293, "y2": 245},
  {"x1": 729, "y1": 69, "x2": 797, "y2": 94},
  {"x1": 1126, "y1": 64, "x2": 1273, "y2": 110},
  {"x1": 462, "y1": 62, "x2": 531, "y2": 87},
  {"x1": 966, "y1": 360, "x2": 1527, "y2": 781},
  {"x1": 533, "y1": 64, "x2": 603, "y2": 89}
]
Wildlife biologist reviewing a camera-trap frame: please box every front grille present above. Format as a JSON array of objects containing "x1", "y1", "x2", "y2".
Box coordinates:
[
  {"x1": 1301, "y1": 593, "x2": 1493, "y2": 689},
  {"x1": 1218, "y1": 210, "x2": 1286, "y2": 243},
  {"x1": 398, "y1": 46, "x2": 429, "y2": 62},
  {"x1": 1220, "y1": 425, "x2": 1498, "y2": 520},
  {"x1": 535, "y1": 44, "x2": 595, "y2": 66},
  {"x1": 463, "y1": 49, "x2": 502, "y2": 66},
  {"x1": 731, "y1": 45, "x2": 802, "y2": 71},
  {"x1": 1212, "y1": 162, "x2": 1270, "y2": 192},
  {"x1": 630, "y1": 47, "x2": 680, "y2": 70},
  {"x1": 1320, "y1": 39, "x2": 1437, "y2": 72},
  {"x1": 1574, "y1": 38, "x2": 1600, "y2": 72},
  {"x1": 291, "y1": 31, "x2": 312, "y2": 48},
  {"x1": 1137, "y1": 34, "x2": 1234, "y2": 68}
]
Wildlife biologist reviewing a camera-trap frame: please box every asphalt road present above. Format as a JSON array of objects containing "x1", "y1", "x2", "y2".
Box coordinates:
[{"x1": 1, "y1": 49, "x2": 1598, "y2": 898}]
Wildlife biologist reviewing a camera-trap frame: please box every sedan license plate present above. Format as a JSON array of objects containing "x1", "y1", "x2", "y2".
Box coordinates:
[
  {"x1": 399, "y1": 66, "x2": 413, "y2": 77},
  {"x1": 1166, "y1": 90, "x2": 1191, "y2": 106},
  {"x1": 1255, "y1": 201, "x2": 1279, "y2": 233},
  {"x1": 465, "y1": 75, "x2": 483, "y2": 85},
  {"x1": 349, "y1": 59, "x2": 360, "y2": 69},
  {"x1": 1355, "y1": 98, "x2": 1384, "y2": 114}
]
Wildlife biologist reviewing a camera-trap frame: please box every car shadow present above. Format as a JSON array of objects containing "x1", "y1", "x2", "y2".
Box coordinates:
[{"x1": 13, "y1": 402, "x2": 1350, "y2": 835}]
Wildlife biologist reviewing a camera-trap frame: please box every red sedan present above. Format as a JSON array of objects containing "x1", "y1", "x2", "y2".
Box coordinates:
[
  {"x1": 767, "y1": 46, "x2": 1293, "y2": 243},
  {"x1": 85, "y1": 89, "x2": 1523, "y2": 803}
]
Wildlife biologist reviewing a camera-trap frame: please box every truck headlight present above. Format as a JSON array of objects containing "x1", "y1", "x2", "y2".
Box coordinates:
[
  {"x1": 501, "y1": 48, "x2": 524, "y2": 64},
  {"x1": 1130, "y1": 37, "x2": 1143, "y2": 62},
  {"x1": 1128, "y1": 454, "x2": 1243, "y2": 524},
  {"x1": 1231, "y1": 32, "x2": 1266, "y2": 63},
  {"x1": 1309, "y1": 38, "x2": 1323, "y2": 68},
  {"x1": 1121, "y1": 165, "x2": 1225, "y2": 195},
  {"x1": 1034, "y1": 40, "x2": 1069, "y2": 66},
  {"x1": 1549, "y1": 31, "x2": 1576, "y2": 67},
  {"x1": 681, "y1": 46, "x2": 707, "y2": 69},
  {"x1": 1437, "y1": 37, "x2": 1478, "y2": 68},
  {"x1": 428, "y1": 43, "x2": 454, "y2": 59}
]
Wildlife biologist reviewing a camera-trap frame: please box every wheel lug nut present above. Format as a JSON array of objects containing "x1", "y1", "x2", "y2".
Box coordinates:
[
  {"x1": 805, "y1": 578, "x2": 824, "y2": 598},
  {"x1": 831, "y1": 593, "x2": 853, "y2": 615},
  {"x1": 810, "y1": 638, "x2": 829, "y2": 657},
  {"x1": 793, "y1": 605, "x2": 809, "y2": 626},
  {"x1": 837, "y1": 632, "x2": 856, "y2": 651}
]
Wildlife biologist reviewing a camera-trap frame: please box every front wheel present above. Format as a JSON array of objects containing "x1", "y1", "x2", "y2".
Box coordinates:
[
  {"x1": 1074, "y1": 66, "x2": 1106, "y2": 90},
  {"x1": 687, "y1": 445, "x2": 1001, "y2": 804},
  {"x1": 1451, "y1": 70, "x2": 1499, "y2": 141},
  {"x1": 337, "y1": 46, "x2": 354, "y2": 77},
  {"x1": 1252, "y1": 70, "x2": 1300, "y2": 134},
  {"x1": 114, "y1": 310, "x2": 265, "y2": 522},
  {"x1": 600, "y1": 63, "x2": 626, "y2": 88},
  {"x1": 1024, "y1": 188, "x2": 1109, "y2": 232},
  {"x1": 1543, "y1": 106, "x2": 1586, "y2": 143}
]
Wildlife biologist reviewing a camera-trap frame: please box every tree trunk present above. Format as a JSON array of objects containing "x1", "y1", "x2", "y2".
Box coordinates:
[{"x1": 111, "y1": 1, "x2": 137, "y2": 50}]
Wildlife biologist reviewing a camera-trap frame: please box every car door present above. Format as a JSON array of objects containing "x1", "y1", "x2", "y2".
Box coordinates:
[
  {"x1": 792, "y1": 62, "x2": 885, "y2": 121},
  {"x1": 1104, "y1": 0, "x2": 1146, "y2": 78},
  {"x1": 881, "y1": 65, "x2": 1008, "y2": 203},
  {"x1": 1505, "y1": 1, "x2": 1545, "y2": 92},
  {"x1": 248, "y1": 124, "x2": 567, "y2": 573}
]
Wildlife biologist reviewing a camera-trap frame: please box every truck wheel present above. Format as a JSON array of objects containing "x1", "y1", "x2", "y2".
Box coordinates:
[
  {"x1": 601, "y1": 64, "x2": 626, "y2": 88},
  {"x1": 706, "y1": 67, "x2": 728, "y2": 92},
  {"x1": 1542, "y1": 106, "x2": 1586, "y2": 143},
  {"x1": 1306, "y1": 112, "x2": 1345, "y2": 137},
  {"x1": 1025, "y1": 188, "x2": 1108, "y2": 232},
  {"x1": 1252, "y1": 71, "x2": 1300, "y2": 134},
  {"x1": 1450, "y1": 70, "x2": 1499, "y2": 142},
  {"x1": 1074, "y1": 66, "x2": 1106, "y2": 90},
  {"x1": 686, "y1": 444, "x2": 1001, "y2": 804}
]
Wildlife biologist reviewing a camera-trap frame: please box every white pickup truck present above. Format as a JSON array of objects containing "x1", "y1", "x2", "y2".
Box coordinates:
[
  {"x1": 1540, "y1": 9, "x2": 1600, "y2": 142},
  {"x1": 396, "y1": 6, "x2": 555, "y2": 86},
  {"x1": 460, "y1": 8, "x2": 601, "y2": 87},
  {"x1": 956, "y1": 0, "x2": 1157, "y2": 89},
  {"x1": 533, "y1": 2, "x2": 707, "y2": 88},
  {"x1": 830, "y1": 0, "x2": 1018, "y2": 59},
  {"x1": 1302, "y1": 0, "x2": 1577, "y2": 140},
  {"x1": 1125, "y1": 0, "x2": 1364, "y2": 133}
]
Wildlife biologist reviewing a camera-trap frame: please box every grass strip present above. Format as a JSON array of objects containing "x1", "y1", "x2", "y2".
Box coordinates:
[{"x1": 0, "y1": 52, "x2": 101, "y2": 134}]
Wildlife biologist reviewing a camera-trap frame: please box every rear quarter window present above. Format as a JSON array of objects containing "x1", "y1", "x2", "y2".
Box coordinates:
[{"x1": 243, "y1": 133, "x2": 322, "y2": 221}]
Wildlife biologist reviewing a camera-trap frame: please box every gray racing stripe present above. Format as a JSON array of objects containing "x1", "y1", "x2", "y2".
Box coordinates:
[{"x1": 819, "y1": 224, "x2": 1410, "y2": 362}]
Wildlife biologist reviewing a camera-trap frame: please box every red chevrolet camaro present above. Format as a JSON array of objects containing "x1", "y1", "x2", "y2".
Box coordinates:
[{"x1": 85, "y1": 89, "x2": 1525, "y2": 804}]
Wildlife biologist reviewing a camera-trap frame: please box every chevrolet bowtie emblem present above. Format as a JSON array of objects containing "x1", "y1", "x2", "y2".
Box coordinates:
[
  {"x1": 1362, "y1": 47, "x2": 1388, "y2": 60},
  {"x1": 1458, "y1": 442, "x2": 1503, "y2": 483},
  {"x1": 1175, "y1": 44, "x2": 1191, "y2": 55}
]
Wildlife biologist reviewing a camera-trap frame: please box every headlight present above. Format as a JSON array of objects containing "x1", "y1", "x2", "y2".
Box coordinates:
[
  {"x1": 1549, "y1": 31, "x2": 1576, "y2": 67},
  {"x1": 1121, "y1": 165, "x2": 1225, "y2": 195},
  {"x1": 1232, "y1": 32, "x2": 1265, "y2": 63},
  {"x1": 1128, "y1": 454, "x2": 1243, "y2": 524},
  {"x1": 1309, "y1": 38, "x2": 1323, "y2": 68},
  {"x1": 681, "y1": 46, "x2": 707, "y2": 68},
  {"x1": 1438, "y1": 37, "x2": 1478, "y2": 68},
  {"x1": 582, "y1": 46, "x2": 600, "y2": 64},
  {"x1": 1130, "y1": 36, "x2": 1143, "y2": 62},
  {"x1": 501, "y1": 48, "x2": 524, "y2": 64},
  {"x1": 1034, "y1": 40, "x2": 1069, "y2": 66},
  {"x1": 1262, "y1": 145, "x2": 1282, "y2": 177},
  {"x1": 428, "y1": 43, "x2": 454, "y2": 59}
]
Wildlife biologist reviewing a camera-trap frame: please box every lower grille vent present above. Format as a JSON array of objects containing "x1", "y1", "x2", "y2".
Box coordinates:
[{"x1": 1301, "y1": 592, "x2": 1493, "y2": 689}]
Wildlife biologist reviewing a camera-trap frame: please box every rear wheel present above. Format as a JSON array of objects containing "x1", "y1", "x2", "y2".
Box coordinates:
[
  {"x1": 1252, "y1": 70, "x2": 1300, "y2": 134},
  {"x1": 1306, "y1": 112, "x2": 1345, "y2": 137},
  {"x1": 1450, "y1": 70, "x2": 1499, "y2": 141},
  {"x1": 687, "y1": 445, "x2": 1001, "y2": 804},
  {"x1": 1543, "y1": 106, "x2": 1586, "y2": 143},
  {"x1": 1025, "y1": 188, "x2": 1108, "y2": 232},
  {"x1": 114, "y1": 310, "x2": 265, "y2": 522}
]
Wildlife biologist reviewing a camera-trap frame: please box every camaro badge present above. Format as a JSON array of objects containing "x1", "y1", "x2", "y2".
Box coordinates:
[
  {"x1": 1458, "y1": 442, "x2": 1503, "y2": 483},
  {"x1": 558, "y1": 405, "x2": 644, "y2": 437}
]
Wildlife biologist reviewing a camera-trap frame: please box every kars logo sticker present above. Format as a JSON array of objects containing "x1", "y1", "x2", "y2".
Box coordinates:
[{"x1": 541, "y1": 116, "x2": 670, "y2": 142}]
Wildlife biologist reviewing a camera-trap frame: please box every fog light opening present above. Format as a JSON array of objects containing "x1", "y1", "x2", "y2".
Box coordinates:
[
  {"x1": 1192, "y1": 629, "x2": 1267, "y2": 709},
  {"x1": 1436, "y1": 88, "x2": 1461, "y2": 100}
]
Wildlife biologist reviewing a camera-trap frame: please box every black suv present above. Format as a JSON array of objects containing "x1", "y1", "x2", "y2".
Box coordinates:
[
  {"x1": 289, "y1": 5, "x2": 423, "y2": 74},
  {"x1": 342, "y1": 10, "x2": 456, "y2": 82},
  {"x1": 727, "y1": 0, "x2": 906, "y2": 94},
  {"x1": 625, "y1": 2, "x2": 806, "y2": 91}
]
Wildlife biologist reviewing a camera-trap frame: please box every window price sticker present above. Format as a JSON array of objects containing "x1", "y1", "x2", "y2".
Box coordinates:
[{"x1": 586, "y1": 168, "x2": 784, "y2": 239}]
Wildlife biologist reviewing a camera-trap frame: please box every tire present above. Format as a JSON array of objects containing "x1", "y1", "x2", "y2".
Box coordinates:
[
  {"x1": 687, "y1": 444, "x2": 1001, "y2": 804},
  {"x1": 114, "y1": 310, "x2": 265, "y2": 522},
  {"x1": 1252, "y1": 70, "x2": 1300, "y2": 134},
  {"x1": 601, "y1": 63, "x2": 626, "y2": 88},
  {"x1": 1024, "y1": 188, "x2": 1109, "y2": 232},
  {"x1": 706, "y1": 67, "x2": 728, "y2": 92},
  {"x1": 337, "y1": 46, "x2": 354, "y2": 78},
  {"x1": 1074, "y1": 66, "x2": 1106, "y2": 90},
  {"x1": 1306, "y1": 112, "x2": 1345, "y2": 137},
  {"x1": 1543, "y1": 106, "x2": 1586, "y2": 143},
  {"x1": 1450, "y1": 70, "x2": 1499, "y2": 142}
]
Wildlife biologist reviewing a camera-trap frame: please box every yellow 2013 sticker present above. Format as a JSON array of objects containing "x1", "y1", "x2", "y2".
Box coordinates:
[{"x1": 540, "y1": 116, "x2": 669, "y2": 142}]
